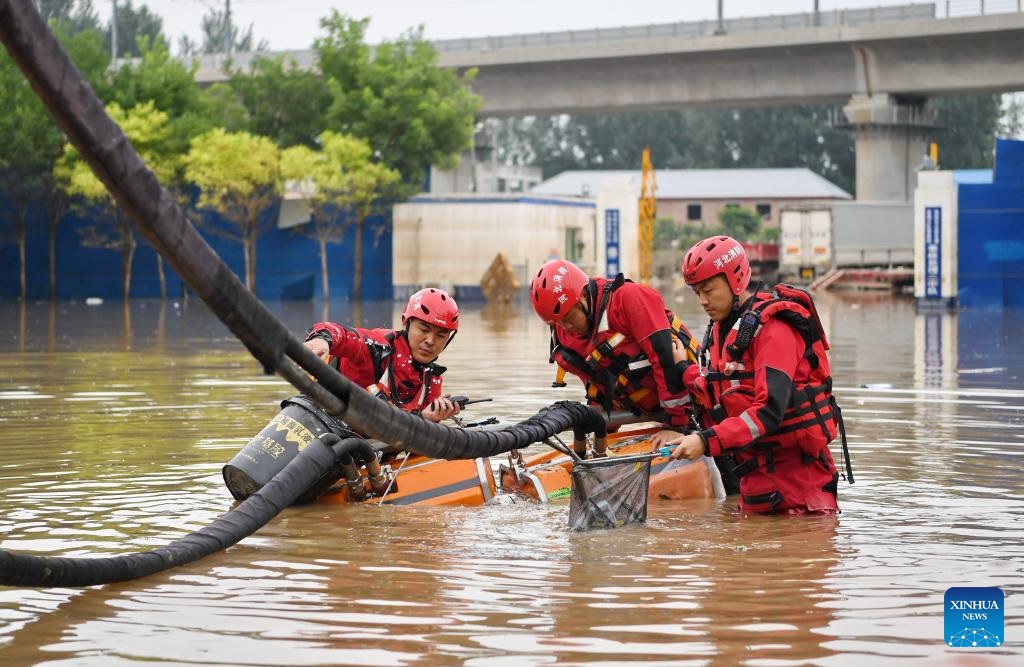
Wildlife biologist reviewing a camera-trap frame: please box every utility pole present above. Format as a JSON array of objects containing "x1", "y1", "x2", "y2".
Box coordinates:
[
  {"x1": 225, "y1": 0, "x2": 232, "y2": 56},
  {"x1": 814, "y1": 0, "x2": 821, "y2": 26},
  {"x1": 110, "y1": 0, "x2": 118, "y2": 63},
  {"x1": 715, "y1": 0, "x2": 725, "y2": 34}
]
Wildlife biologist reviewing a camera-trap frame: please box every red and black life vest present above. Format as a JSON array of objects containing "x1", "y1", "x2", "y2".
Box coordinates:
[
  {"x1": 312, "y1": 325, "x2": 445, "y2": 413},
  {"x1": 698, "y1": 283, "x2": 852, "y2": 513},
  {"x1": 549, "y1": 274, "x2": 699, "y2": 419},
  {"x1": 359, "y1": 330, "x2": 445, "y2": 412}
]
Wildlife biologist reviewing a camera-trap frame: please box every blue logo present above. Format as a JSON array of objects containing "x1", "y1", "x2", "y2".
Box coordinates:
[{"x1": 944, "y1": 587, "x2": 1003, "y2": 648}]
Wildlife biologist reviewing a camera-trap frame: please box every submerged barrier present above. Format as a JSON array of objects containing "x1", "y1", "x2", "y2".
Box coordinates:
[{"x1": 0, "y1": 0, "x2": 608, "y2": 588}]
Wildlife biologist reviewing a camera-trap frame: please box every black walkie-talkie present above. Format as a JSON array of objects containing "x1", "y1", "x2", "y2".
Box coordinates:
[{"x1": 727, "y1": 310, "x2": 760, "y2": 360}]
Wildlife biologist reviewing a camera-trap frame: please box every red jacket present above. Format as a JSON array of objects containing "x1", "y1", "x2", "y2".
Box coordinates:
[
  {"x1": 307, "y1": 322, "x2": 445, "y2": 412},
  {"x1": 689, "y1": 286, "x2": 840, "y2": 514},
  {"x1": 551, "y1": 275, "x2": 697, "y2": 427}
]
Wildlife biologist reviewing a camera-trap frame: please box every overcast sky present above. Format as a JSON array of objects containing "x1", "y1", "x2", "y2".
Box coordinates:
[{"x1": 95, "y1": 0, "x2": 954, "y2": 52}]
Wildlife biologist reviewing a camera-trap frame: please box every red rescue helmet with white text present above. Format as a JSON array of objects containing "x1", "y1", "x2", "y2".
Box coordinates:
[
  {"x1": 530, "y1": 259, "x2": 589, "y2": 324},
  {"x1": 403, "y1": 288, "x2": 460, "y2": 331},
  {"x1": 681, "y1": 235, "x2": 751, "y2": 296}
]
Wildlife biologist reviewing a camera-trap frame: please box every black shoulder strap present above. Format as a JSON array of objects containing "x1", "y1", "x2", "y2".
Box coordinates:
[
  {"x1": 586, "y1": 274, "x2": 626, "y2": 343},
  {"x1": 366, "y1": 331, "x2": 396, "y2": 379}
]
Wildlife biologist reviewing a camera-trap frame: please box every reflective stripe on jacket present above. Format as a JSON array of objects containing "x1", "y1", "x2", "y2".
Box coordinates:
[
  {"x1": 552, "y1": 275, "x2": 698, "y2": 427},
  {"x1": 307, "y1": 322, "x2": 445, "y2": 413},
  {"x1": 694, "y1": 290, "x2": 839, "y2": 514}
]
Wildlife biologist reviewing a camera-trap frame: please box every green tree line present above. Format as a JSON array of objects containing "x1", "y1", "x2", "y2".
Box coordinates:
[
  {"x1": 493, "y1": 96, "x2": 1023, "y2": 195},
  {"x1": 1, "y1": 1, "x2": 480, "y2": 301}
]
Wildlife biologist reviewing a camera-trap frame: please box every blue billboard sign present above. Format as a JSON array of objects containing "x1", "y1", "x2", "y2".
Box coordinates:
[
  {"x1": 924, "y1": 206, "x2": 942, "y2": 298},
  {"x1": 605, "y1": 209, "x2": 620, "y2": 278}
]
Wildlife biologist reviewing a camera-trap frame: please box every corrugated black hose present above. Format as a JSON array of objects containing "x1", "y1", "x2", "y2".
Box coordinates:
[
  {"x1": 0, "y1": 435, "x2": 345, "y2": 587},
  {"x1": 0, "y1": 0, "x2": 608, "y2": 587}
]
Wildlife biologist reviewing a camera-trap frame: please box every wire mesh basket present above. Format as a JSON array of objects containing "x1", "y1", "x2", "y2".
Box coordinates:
[{"x1": 567, "y1": 453, "x2": 655, "y2": 531}]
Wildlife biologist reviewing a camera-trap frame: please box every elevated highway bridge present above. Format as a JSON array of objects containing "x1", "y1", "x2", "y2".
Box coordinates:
[{"x1": 195, "y1": 3, "x2": 1024, "y2": 200}]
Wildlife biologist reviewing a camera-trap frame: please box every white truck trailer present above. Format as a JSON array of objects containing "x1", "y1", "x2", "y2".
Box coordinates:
[{"x1": 779, "y1": 207, "x2": 833, "y2": 282}]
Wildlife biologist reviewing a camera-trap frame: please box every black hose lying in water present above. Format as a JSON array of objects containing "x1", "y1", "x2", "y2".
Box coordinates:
[
  {"x1": 0, "y1": 1, "x2": 611, "y2": 587},
  {"x1": 0, "y1": 401, "x2": 605, "y2": 587},
  {"x1": 0, "y1": 0, "x2": 608, "y2": 463},
  {"x1": 0, "y1": 435, "x2": 344, "y2": 588}
]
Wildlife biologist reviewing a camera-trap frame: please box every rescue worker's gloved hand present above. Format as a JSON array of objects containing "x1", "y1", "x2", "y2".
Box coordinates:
[{"x1": 420, "y1": 394, "x2": 461, "y2": 423}]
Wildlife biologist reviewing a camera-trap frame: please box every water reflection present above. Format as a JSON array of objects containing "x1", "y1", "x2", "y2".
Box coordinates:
[{"x1": 0, "y1": 297, "x2": 1022, "y2": 665}]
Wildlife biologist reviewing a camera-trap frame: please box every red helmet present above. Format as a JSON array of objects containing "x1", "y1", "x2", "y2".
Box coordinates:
[
  {"x1": 681, "y1": 235, "x2": 751, "y2": 296},
  {"x1": 403, "y1": 288, "x2": 459, "y2": 331},
  {"x1": 530, "y1": 259, "x2": 589, "y2": 324}
]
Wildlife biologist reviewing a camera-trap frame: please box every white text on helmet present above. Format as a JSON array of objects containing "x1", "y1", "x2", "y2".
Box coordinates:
[{"x1": 713, "y1": 244, "x2": 745, "y2": 270}]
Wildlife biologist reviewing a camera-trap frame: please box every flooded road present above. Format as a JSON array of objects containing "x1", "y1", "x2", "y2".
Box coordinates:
[{"x1": 0, "y1": 293, "x2": 1021, "y2": 665}]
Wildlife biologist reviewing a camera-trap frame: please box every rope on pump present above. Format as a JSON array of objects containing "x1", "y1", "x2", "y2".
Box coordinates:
[{"x1": 0, "y1": 0, "x2": 609, "y2": 587}]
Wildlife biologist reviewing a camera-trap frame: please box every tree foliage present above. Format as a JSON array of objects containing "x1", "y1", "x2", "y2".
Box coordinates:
[
  {"x1": 282, "y1": 131, "x2": 400, "y2": 301},
  {"x1": 717, "y1": 206, "x2": 762, "y2": 241},
  {"x1": 931, "y1": 95, "x2": 1004, "y2": 170},
  {"x1": 177, "y1": 7, "x2": 268, "y2": 56},
  {"x1": 107, "y1": 38, "x2": 217, "y2": 156},
  {"x1": 184, "y1": 129, "x2": 282, "y2": 291},
  {"x1": 4, "y1": 8, "x2": 486, "y2": 301},
  {"x1": 315, "y1": 13, "x2": 481, "y2": 193},
  {"x1": 35, "y1": 0, "x2": 101, "y2": 35},
  {"x1": 229, "y1": 55, "x2": 330, "y2": 148},
  {"x1": 496, "y1": 95, "x2": 1014, "y2": 197},
  {"x1": 1, "y1": 18, "x2": 110, "y2": 299},
  {"x1": 498, "y1": 105, "x2": 855, "y2": 194},
  {"x1": 104, "y1": 0, "x2": 164, "y2": 59},
  {"x1": 55, "y1": 102, "x2": 176, "y2": 299}
]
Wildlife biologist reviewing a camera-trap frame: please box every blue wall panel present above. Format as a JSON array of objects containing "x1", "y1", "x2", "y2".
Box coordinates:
[
  {"x1": 957, "y1": 138, "x2": 1024, "y2": 309},
  {"x1": 0, "y1": 198, "x2": 393, "y2": 302}
]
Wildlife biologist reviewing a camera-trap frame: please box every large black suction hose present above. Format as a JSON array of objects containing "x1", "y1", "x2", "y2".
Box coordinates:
[
  {"x1": 0, "y1": 435, "x2": 345, "y2": 588},
  {"x1": 0, "y1": 0, "x2": 609, "y2": 587},
  {"x1": 0, "y1": 0, "x2": 607, "y2": 460}
]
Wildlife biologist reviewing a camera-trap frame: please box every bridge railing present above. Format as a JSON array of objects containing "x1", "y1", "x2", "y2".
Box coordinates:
[
  {"x1": 431, "y1": 3, "x2": 938, "y2": 54},
  {"x1": 942, "y1": 0, "x2": 1023, "y2": 17},
  {"x1": 431, "y1": 1, "x2": 1022, "y2": 54}
]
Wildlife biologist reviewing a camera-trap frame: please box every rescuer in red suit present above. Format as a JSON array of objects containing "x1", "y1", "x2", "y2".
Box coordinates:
[
  {"x1": 529, "y1": 258, "x2": 700, "y2": 445},
  {"x1": 304, "y1": 288, "x2": 462, "y2": 423},
  {"x1": 662, "y1": 236, "x2": 851, "y2": 515}
]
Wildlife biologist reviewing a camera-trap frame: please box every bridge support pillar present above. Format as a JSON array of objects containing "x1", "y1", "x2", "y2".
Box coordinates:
[{"x1": 843, "y1": 94, "x2": 938, "y2": 201}]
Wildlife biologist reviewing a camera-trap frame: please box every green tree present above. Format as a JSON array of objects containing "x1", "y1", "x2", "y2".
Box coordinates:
[
  {"x1": 104, "y1": 0, "x2": 164, "y2": 59},
  {"x1": 36, "y1": 0, "x2": 101, "y2": 34},
  {"x1": 0, "y1": 52, "x2": 55, "y2": 299},
  {"x1": 108, "y1": 38, "x2": 212, "y2": 156},
  {"x1": 228, "y1": 55, "x2": 330, "y2": 148},
  {"x1": 1002, "y1": 95, "x2": 1024, "y2": 139},
  {"x1": 0, "y1": 20, "x2": 109, "y2": 300},
  {"x1": 717, "y1": 206, "x2": 762, "y2": 241},
  {"x1": 177, "y1": 7, "x2": 268, "y2": 56},
  {"x1": 499, "y1": 96, "x2": 1014, "y2": 196},
  {"x1": 930, "y1": 95, "x2": 1004, "y2": 170},
  {"x1": 315, "y1": 13, "x2": 481, "y2": 193},
  {"x1": 497, "y1": 105, "x2": 855, "y2": 193},
  {"x1": 55, "y1": 102, "x2": 177, "y2": 299},
  {"x1": 184, "y1": 129, "x2": 281, "y2": 291},
  {"x1": 281, "y1": 132, "x2": 400, "y2": 301}
]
